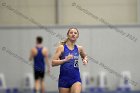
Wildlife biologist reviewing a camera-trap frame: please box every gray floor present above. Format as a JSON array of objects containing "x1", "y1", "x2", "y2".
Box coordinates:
[{"x1": 1, "y1": 90, "x2": 140, "y2": 93}]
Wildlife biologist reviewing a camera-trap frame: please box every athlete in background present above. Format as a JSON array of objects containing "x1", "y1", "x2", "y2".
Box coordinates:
[{"x1": 29, "y1": 36, "x2": 50, "y2": 93}]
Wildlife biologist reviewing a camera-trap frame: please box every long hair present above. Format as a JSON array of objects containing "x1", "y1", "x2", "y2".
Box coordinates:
[{"x1": 60, "y1": 27, "x2": 79, "y2": 45}]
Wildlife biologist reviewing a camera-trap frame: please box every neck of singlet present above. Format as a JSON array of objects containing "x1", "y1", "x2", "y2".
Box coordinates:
[{"x1": 65, "y1": 43, "x2": 75, "y2": 51}]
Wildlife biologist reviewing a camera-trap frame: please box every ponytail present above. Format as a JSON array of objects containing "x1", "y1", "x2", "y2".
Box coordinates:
[{"x1": 60, "y1": 38, "x2": 68, "y2": 45}]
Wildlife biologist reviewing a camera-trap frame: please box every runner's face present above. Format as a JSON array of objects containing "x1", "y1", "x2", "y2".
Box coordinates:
[{"x1": 67, "y1": 29, "x2": 79, "y2": 42}]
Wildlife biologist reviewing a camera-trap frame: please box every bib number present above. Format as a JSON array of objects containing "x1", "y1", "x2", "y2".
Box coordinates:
[{"x1": 74, "y1": 60, "x2": 79, "y2": 67}]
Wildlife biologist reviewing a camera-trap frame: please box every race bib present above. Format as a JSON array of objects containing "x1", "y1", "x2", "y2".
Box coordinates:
[{"x1": 74, "y1": 59, "x2": 79, "y2": 67}]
